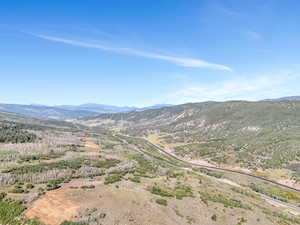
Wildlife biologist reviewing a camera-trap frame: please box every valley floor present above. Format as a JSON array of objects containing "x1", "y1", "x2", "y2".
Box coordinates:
[{"x1": 1, "y1": 124, "x2": 300, "y2": 225}]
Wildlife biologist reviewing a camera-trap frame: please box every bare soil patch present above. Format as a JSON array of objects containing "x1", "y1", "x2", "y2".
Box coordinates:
[
  {"x1": 278, "y1": 178, "x2": 300, "y2": 189},
  {"x1": 24, "y1": 179, "x2": 99, "y2": 225},
  {"x1": 24, "y1": 179, "x2": 184, "y2": 225},
  {"x1": 84, "y1": 138, "x2": 101, "y2": 152},
  {"x1": 25, "y1": 189, "x2": 78, "y2": 225}
]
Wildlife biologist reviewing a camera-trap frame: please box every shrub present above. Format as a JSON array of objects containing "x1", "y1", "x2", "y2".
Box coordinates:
[
  {"x1": 4, "y1": 158, "x2": 86, "y2": 175},
  {"x1": 104, "y1": 174, "x2": 122, "y2": 185},
  {"x1": 199, "y1": 192, "x2": 251, "y2": 210},
  {"x1": 198, "y1": 168, "x2": 224, "y2": 179},
  {"x1": 99, "y1": 213, "x2": 106, "y2": 218},
  {"x1": 263, "y1": 210, "x2": 300, "y2": 224},
  {"x1": 149, "y1": 186, "x2": 173, "y2": 197},
  {"x1": 211, "y1": 214, "x2": 217, "y2": 221},
  {"x1": 231, "y1": 187, "x2": 257, "y2": 198},
  {"x1": 80, "y1": 185, "x2": 95, "y2": 189},
  {"x1": 0, "y1": 193, "x2": 6, "y2": 201},
  {"x1": 129, "y1": 176, "x2": 141, "y2": 183},
  {"x1": 167, "y1": 171, "x2": 184, "y2": 178},
  {"x1": 60, "y1": 221, "x2": 88, "y2": 225},
  {"x1": 26, "y1": 183, "x2": 34, "y2": 189},
  {"x1": 155, "y1": 199, "x2": 167, "y2": 206},
  {"x1": 96, "y1": 158, "x2": 121, "y2": 169},
  {"x1": 109, "y1": 169, "x2": 133, "y2": 176},
  {"x1": 0, "y1": 200, "x2": 26, "y2": 224},
  {"x1": 237, "y1": 217, "x2": 247, "y2": 225},
  {"x1": 174, "y1": 185, "x2": 193, "y2": 199},
  {"x1": 19, "y1": 152, "x2": 64, "y2": 162},
  {"x1": 133, "y1": 155, "x2": 156, "y2": 175},
  {"x1": 10, "y1": 186, "x2": 25, "y2": 194},
  {"x1": 249, "y1": 183, "x2": 300, "y2": 202},
  {"x1": 149, "y1": 184, "x2": 193, "y2": 199},
  {"x1": 46, "y1": 180, "x2": 61, "y2": 191}
]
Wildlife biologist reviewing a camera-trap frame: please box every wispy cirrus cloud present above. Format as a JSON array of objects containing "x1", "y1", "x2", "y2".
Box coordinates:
[
  {"x1": 165, "y1": 71, "x2": 297, "y2": 104},
  {"x1": 31, "y1": 33, "x2": 232, "y2": 71},
  {"x1": 246, "y1": 30, "x2": 261, "y2": 40}
]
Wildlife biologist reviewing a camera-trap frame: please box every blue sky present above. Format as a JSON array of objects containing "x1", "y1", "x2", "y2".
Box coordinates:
[{"x1": 1, "y1": 0, "x2": 300, "y2": 106}]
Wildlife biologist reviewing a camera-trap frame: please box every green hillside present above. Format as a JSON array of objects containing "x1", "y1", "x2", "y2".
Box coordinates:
[{"x1": 83, "y1": 101, "x2": 300, "y2": 173}]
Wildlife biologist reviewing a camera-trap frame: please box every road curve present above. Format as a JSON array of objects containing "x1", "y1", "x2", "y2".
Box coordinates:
[
  {"x1": 142, "y1": 139, "x2": 300, "y2": 193},
  {"x1": 113, "y1": 134, "x2": 300, "y2": 212}
]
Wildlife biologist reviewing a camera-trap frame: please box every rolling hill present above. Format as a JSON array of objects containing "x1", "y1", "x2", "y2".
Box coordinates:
[
  {"x1": 1, "y1": 109, "x2": 300, "y2": 225},
  {"x1": 80, "y1": 100, "x2": 300, "y2": 177},
  {"x1": 0, "y1": 103, "x2": 172, "y2": 120},
  {"x1": 2, "y1": 102, "x2": 300, "y2": 224},
  {"x1": 0, "y1": 104, "x2": 99, "y2": 120}
]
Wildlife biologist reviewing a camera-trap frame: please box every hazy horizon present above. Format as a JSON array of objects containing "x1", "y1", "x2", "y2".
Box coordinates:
[{"x1": 1, "y1": 95, "x2": 300, "y2": 109}]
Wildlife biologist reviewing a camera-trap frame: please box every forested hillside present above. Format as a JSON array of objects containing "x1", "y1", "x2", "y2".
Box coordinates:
[
  {"x1": 81, "y1": 101, "x2": 300, "y2": 173},
  {"x1": 1, "y1": 112, "x2": 300, "y2": 225},
  {"x1": 0, "y1": 121, "x2": 38, "y2": 143}
]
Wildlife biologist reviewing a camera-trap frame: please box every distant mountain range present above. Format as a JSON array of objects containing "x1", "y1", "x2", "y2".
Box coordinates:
[
  {"x1": 0, "y1": 104, "x2": 99, "y2": 120},
  {"x1": 56, "y1": 103, "x2": 172, "y2": 113},
  {"x1": 262, "y1": 96, "x2": 300, "y2": 102},
  {"x1": 1, "y1": 96, "x2": 299, "y2": 120},
  {"x1": 0, "y1": 103, "x2": 172, "y2": 120}
]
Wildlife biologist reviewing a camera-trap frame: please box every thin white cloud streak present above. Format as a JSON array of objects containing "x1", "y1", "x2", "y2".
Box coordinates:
[
  {"x1": 217, "y1": 6, "x2": 241, "y2": 17},
  {"x1": 246, "y1": 30, "x2": 261, "y2": 40},
  {"x1": 165, "y1": 72, "x2": 297, "y2": 104},
  {"x1": 32, "y1": 34, "x2": 232, "y2": 71}
]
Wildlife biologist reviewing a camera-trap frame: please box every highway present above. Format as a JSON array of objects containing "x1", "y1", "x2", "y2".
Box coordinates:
[
  {"x1": 112, "y1": 133, "x2": 300, "y2": 212},
  {"x1": 142, "y1": 138, "x2": 300, "y2": 193}
]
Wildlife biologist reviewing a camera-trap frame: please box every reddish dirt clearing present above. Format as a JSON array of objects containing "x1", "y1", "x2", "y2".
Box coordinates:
[
  {"x1": 24, "y1": 180, "x2": 98, "y2": 225},
  {"x1": 84, "y1": 138, "x2": 101, "y2": 152}
]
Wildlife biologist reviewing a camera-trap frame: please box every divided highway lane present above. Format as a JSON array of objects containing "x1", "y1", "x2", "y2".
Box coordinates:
[
  {"x1": 114, "y1": 133, "x2": 300, "y2": 212},
  {"x1": 142, "y1": 139, "x2": 300, "y2": 212},
  {"x1": 143, "y1": 139, "x2": 300, "y2": 193}
]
